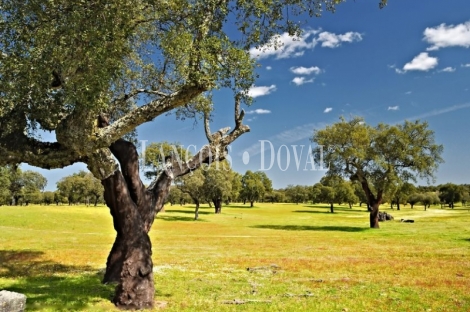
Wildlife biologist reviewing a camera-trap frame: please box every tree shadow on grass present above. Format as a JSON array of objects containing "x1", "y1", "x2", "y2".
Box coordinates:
[
  {"x1": 223, "y1": 204, "x2": 258, "y2": 209},
  {"x1": 0, "y1": 249, "x2": 116, "y2": 311},
  {"x1": 157, "y1": 215, "x2": 207, "y2": 222},
  {"x1": 294, "y1": 210, "x2": 332, "y2": 215},
  {"x1": 251, "y1": 225, "x2": 368, "y2": 232},
  {"x1": 165, "y1": 209, "x2": 211, "y2": 215},
  {"x1": 302, "y1": 205, "x2": 369, "y2": 213}
]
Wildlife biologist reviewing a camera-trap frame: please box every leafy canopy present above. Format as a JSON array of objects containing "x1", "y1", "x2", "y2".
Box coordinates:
[
  {"x1": 312, "y1": 117, "x2": 443, "y2": 200},
  {"x1": 1, "y1": 0, "x2": 387, "y2": 170}
]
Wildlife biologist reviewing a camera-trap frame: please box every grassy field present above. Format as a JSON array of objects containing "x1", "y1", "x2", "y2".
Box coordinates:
[{"x1": 0, "y1": 203, "x2": 469, "y2": 311}]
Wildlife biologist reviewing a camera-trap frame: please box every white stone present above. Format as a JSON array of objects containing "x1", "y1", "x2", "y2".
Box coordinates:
[{"x1": 0, "y1": 290, "x2": 26, "y2": 312}]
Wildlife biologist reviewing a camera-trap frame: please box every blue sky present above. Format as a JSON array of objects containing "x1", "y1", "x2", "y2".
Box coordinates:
[{"x1": 26, "y1": 0, "x2": 470, "y2": 191}]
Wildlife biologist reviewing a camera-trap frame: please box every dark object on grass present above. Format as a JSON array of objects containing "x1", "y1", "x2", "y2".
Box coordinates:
[
  {"x1": 378, "y1": 211, "x2": 394, "y2": 221},
  {"x1": 401, "y1": 219, "x2": 415, "y2": 223}
]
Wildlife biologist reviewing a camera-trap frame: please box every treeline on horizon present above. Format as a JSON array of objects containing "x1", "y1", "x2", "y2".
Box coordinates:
[{"x1": 1, "y1": 164, "x2": 468, "y2": 211}]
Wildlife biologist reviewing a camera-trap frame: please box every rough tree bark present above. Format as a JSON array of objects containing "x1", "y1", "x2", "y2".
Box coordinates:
[
  {"x1": 355, "y1": 178, "x2": 382, "y2": 229},
  {"x1": 330, "y1": 203, "x2": 334, "y2": 213}
]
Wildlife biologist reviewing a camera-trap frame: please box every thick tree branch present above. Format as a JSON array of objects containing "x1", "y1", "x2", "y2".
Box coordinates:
[
  {"x1": 97, "y1": 84, "x2": 206, "y2": 147},
  {"x1": 0, "y1": 136, "x2": 85, "y2": 169}
]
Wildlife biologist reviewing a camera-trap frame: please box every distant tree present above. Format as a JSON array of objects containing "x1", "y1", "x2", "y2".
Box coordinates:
[
  {"x1": 177, "y1": 168, "x2": 205, "y2": 219},
  {"x1": 229, "y1": 172, "x2": 242, "y2": 204},
  {"x1": 320, "y1": 175, "x2": 357, "y2": 209},
  {"x1": 267, "y1": 190, "x2": 286, "y2": 203},
  {"x1": 202, "y1": 161, "x2": 233, "y2": 214},
  {"x1": 438, "y1": 183, "x2": 463, "y2": 209},
  {"x1": 390, "y1": 182, "x2": 416, "y2": 210},
  {"x1": 461, "y1": 186, "x2": 470, "y2": 207},
  {"x1": 319, "y1": 185, "x2": 336, "y2": 213},
  {"x1": 421, "y1": 192, "x2": 440, "y2": 211},
  {"x1": 312, "y1": 117, "x2": 443, "y2": 228},
  {"x1": 0, "y1": 167, "x2": 11, "y2": 205},
  {"x1": 84, "y1": 173, "x2": 104, "y2": 206},
  {"x1": 240, "y1": 170, "x2": 266, "y2": 207},
  {"x1": 53, "y1": 191, "x2": 65, "y2": 205},
  {"x1": 285, "y1": 185, "x2": 308, "y2": 204},
  {"x1": 143, "y1": 142, "x2": 189, "y2": 180},
  {"x1": 407, "y1": 193, "x2": 423, "y2": 209},
  {"x1": 42, "y1": 191, "x2": 55, "y2": 205},
  {"x1": 166, "y1": 186, "x2": 183, "y2": 206},
  {"x1": 7, "y1": 166, "x2": 24, "y2": 205},
  {"x1": 336, "y1": 182, "x2": 358, "y2": 209},
  {"x1": 352, "y1": 181, "x2": 368, "y2": 209}
]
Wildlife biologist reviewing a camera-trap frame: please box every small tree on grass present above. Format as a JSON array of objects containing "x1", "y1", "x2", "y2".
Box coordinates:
[
  {"x1": 312, "y1": 117, "x2": 443, "y2": 228},
  {"x1": 438, "y1": 183, "x2": 463, "y2": 209},
  {"x1": 407, "y1": 193, "x2": 423, "y2": 209}
]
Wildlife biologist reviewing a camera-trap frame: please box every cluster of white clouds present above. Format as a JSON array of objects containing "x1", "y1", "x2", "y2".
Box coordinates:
[
  {"x1": 290, "y1": 66, "x2": 322, "y2": 86},
  {"x1": 397, "y1": 21, "x2": 470, "y2": 73},
  {"x1": 249, "y1": 29, "x2": 362, "y2": 60},
  {"x1": 246, "y1": 28, "x2": 363, "y2": 116}
]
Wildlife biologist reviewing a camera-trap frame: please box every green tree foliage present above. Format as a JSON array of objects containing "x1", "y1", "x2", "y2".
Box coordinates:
[
  {"x1": 176, "y1": 168, "x2": 205, "y2": 219},
  {"x1": 319, "y1": 175, "x2": 358, "y2": 210},
  {"x1": 240, "y1": 170, "x2": 273, "y2": 207},
  {"x1": 407, "y1": 193, "x2": 423, "y2": 209},
  {"x1": 56, "y1": 171, "x2": 103, "y2": 206},
  {"x1": 438, "y1": 183, "x2": 464, "y2": 209},
  {"x1": 202, "y1": 161, "x2": 233, "y2": 214},
  {"x1": 421, "y1": 192, "x2": 440, "y2": 211},
  {"x1": 389, "y1": 182, "x2": 416, "y2": 210},
  {"x1": 0, "y1": 167, "x2": 11, "y2": 204},
  {"x1": 143, "y1": 142, "x2": 189, "y2": 180},
  {"x1": 312, "y1": 117, "x2": 443, "y2": 228},
  {"x1": 285, "y1": 185, "x2": 309, "y2": 204},
  {"x1": 42, "y1": 191, "x2": 55, "y2": 205}
]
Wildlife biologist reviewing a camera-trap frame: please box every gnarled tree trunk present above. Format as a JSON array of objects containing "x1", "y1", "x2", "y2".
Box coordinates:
[{"x1": 91, "y1": 95, "x2": 249, "y2": 309}]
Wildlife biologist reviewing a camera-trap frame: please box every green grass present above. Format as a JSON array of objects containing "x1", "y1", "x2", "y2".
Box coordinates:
[{"x1": 1, "y1": 203, "x2": 469, "y2": 311}]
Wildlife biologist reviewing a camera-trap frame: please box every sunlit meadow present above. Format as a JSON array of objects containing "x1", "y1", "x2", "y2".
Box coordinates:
[{"x1": 1, "y1": 202, "x2": 469, "y2": 311}]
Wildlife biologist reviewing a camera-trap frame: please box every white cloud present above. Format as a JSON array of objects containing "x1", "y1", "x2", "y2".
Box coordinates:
[
  {"x1": 247, "y1": 85, "x2": 277, "y2": 98},
  {"x1": 424, "y1": 21, "x2": 470, "y2": 50},
  {"x1": 249, "y1": 29, "x2": 362, "y2": 59},
  {"x1": 399, "y1": 52, "x2": 438, "y2": 72},
  {"x1": 316, "y1": 31, "x2": 362, "y2": 48},
  {"x1": 290, "y1": 66, "x2": 322, "y2": 75},
  {"x1": 249, "y1": 29, "x2": 319, "y2": 59},
  {"x1": 292, "y1": 77, "x2": 314, "y2": 86},
  {"x1": 246, "y1": 109, "x2": 271, "y2": 115},
  {"x1": 405, "y1": 91, "x2": 412, "y2": 95},
  {"x1": 388, "y1": 106, "x2": 399, "y2": 111},
  {"x1": 439, "y1": 67, "x2": 456, "y2": 73},
  {"x1": 266, "y1": 66, "x2": 272, "y2": 70},
  {"x1": 324, "y1": 107, "x2": 333, "y2": 113},
  {"x1": 462, "y1": 63, "x2": 470, "y2": 68}
]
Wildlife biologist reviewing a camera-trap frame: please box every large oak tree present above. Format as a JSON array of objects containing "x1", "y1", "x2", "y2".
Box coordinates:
[
  {"x1": 1, "y1": 0, "x2": 389, "y2": 309},
  {"x1": 312, "y1": 117, "x2": 443, "y2": 228}
]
